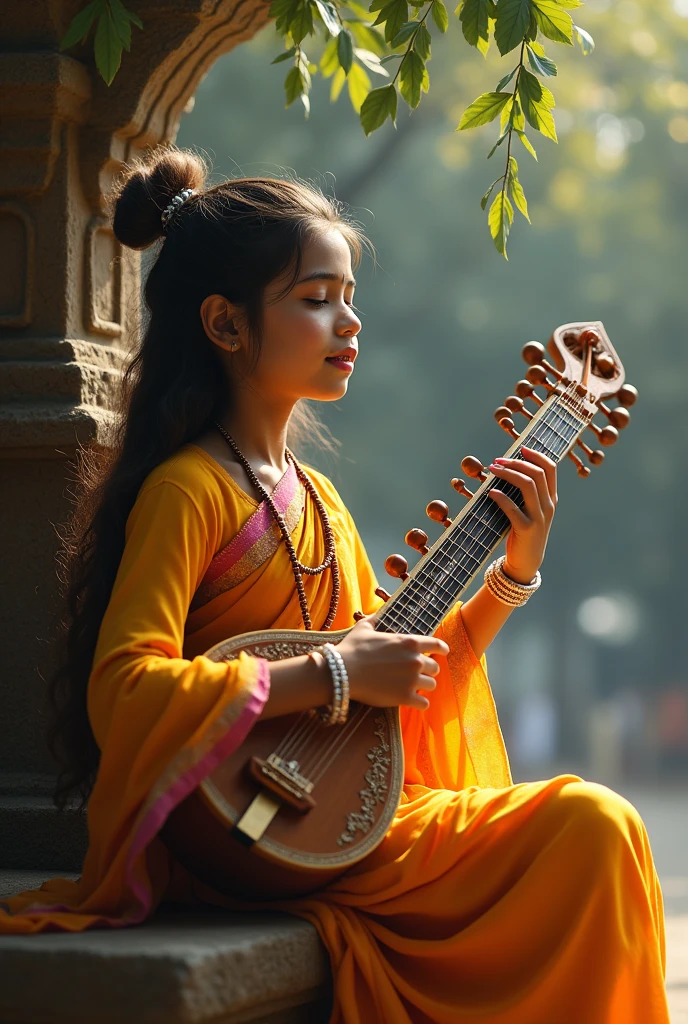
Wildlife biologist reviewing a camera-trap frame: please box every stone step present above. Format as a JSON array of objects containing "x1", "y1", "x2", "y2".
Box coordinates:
[{"x1": 0, "y1": 872, "x2": 331, "y2": 1024}]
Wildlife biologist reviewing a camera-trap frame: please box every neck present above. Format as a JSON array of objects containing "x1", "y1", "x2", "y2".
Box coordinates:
[{"x1": 217, "y1": 386, "x2": 295, "y2": 471}]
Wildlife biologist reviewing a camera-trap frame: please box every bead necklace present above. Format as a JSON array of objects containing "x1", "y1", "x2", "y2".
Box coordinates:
[{"x1": 213, "y1": 421, "x2": 340, "y2": 630}]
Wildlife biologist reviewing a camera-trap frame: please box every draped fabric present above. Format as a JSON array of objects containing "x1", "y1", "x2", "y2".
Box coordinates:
[{"x1": 0, "y1": 445, "x2": 668, "y2": 1023}]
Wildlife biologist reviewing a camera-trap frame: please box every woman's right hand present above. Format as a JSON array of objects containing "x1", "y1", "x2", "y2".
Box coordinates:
[{"x1": 336, "y1": 616, "x2": 448, "y2": 711}]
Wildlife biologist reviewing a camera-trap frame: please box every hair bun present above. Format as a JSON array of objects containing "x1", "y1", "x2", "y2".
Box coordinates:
[{"x1": 111, "y1": 145, "x2": 208, "y2": 250}]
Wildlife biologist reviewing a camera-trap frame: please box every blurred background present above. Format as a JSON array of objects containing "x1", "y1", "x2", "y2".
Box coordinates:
[{"x1": 175, "y1": 0, "x2": 688, "y2": 792}]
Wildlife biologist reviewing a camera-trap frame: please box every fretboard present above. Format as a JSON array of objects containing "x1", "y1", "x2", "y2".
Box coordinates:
[{"x1": 375, "y1": 388, "x2": 591, "y2": 637}]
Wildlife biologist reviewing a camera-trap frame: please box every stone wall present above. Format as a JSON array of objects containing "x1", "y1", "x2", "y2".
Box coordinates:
[{"x1": 0, "y1": 0, "x2": 271, "y2": 871}]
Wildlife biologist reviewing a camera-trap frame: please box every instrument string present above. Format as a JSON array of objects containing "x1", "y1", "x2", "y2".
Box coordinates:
[{"x1": 267, "y1": 383, "x2": 594, "y2": 793}]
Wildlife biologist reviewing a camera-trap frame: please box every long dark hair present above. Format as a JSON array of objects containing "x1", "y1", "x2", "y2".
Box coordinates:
[{"x1": 47, "y1": 145, "x2": 372, "y2": 809}]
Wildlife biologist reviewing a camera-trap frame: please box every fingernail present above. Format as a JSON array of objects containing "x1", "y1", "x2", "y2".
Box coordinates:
[{"x1": 493, "y1": 458, "x2": 507, "y2": 465}]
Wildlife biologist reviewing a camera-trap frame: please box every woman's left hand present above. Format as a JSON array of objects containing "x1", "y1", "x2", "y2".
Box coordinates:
[{"x1": 487, "y1": 446, "x2": 557, "y2": 585}]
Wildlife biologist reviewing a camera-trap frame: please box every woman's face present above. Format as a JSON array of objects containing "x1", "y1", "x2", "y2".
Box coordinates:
[{"x1": 240, "y1": 226, "x2": 363, "y2": 406}]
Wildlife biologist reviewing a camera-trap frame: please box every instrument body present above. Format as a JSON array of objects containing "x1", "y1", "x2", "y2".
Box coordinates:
[{"x1": 163, "y1": 322, "x2": 634, "y2": 901}]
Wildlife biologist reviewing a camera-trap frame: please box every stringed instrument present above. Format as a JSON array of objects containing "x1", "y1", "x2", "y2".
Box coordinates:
[{"x1": 162, "y1": 322, "x2": 637, "y2": 901}]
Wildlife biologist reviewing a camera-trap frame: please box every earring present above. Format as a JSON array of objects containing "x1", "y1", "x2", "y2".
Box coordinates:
[{"x1": 230, "y1": 340, "x2": 239, "y2": 351}]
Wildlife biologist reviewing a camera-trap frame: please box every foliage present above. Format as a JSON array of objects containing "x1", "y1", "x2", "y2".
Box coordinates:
[{"x1": 61, "y1": 0, "x2": 595, "y2": 257}]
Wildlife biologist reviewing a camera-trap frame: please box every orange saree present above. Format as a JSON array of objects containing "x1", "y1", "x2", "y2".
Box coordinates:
[{"x1": 0, "y1": 444, "x2": 668, "y2": 1023}]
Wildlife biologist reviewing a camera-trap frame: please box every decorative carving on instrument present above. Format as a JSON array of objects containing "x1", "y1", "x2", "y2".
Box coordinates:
[
  {"x1": 222, "y1": 640, "x2": 319, "y2": 662},
  {"x1": 338, "y1": 717, "x2": 391, "y2": 846}
]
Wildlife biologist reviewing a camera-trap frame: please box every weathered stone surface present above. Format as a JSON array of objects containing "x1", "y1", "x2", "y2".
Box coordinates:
[
  {"x1": 0, "y1": 898, "x2": 332, "y2": 1024},
  {"x1": 1, "y1": 0, "x2": 272, "y2": 873}
]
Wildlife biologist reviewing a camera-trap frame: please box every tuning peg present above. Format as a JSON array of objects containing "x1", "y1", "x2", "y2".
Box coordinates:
[
  {"x1": 498, "y1": 416, "x2": 520, "y2": 439},
  {"x1": 616, "y1": 384, "x2": 638, "y2": 407},
  {"x1": 505, "y1": 395, "x2": 534, "y2": 420},
  {"x1": 522, "y1": 342, "x2": 566, "y2": 383},
  {"x1": 576, "y1": 439, "x2": 605, "y2": 466},
  {"x1": 526, "y1": 365, "x2": 556, "y2": 391},
  {"x1": 385, "y1": 554, "x2": 409, "y2": 580},
  {"x1": 461, "y1": 456, "x2": 488, "y2": 482},
  {"x1": 405, "y1": 528, "x2": 429, "y2": 556},
  {"x1": 567, "y1": 450, "x2": 591, "y2": 477},
  {"x1": 426, "y1": 500, "x2": 452, "y2": 527},
  {"x1": 515, "y1": 380, "x2": 545, "y2": 406},
  {"x1": 597, "y1": 401, "x2": 630, "y2": 430},
  {"x1": 353, "y1": 610, "x2": 366, "y2": 621},
  {"x1": 451, "y1": 478, "x2": 474, "y2": 499},
  {"x1": 375, "y1": 586, "x2": 392, "y2": 602},
  {"x1": 587, "y1": 421, "x2": 619, "y2": 447},
  {"x1": 494, "y1": 405, "x2": 511, "y2": 423},
  {"x1": 594, "y1": 352, "x2": 616, "y2": 375}
]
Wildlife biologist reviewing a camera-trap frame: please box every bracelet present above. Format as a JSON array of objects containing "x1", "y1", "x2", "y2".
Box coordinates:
[
  {"x1": 310, "y1": 643, "x2": 350, "y2": 726},
  {"x1": 484, "y1": 555, "x2": 541, "y2": 608}
]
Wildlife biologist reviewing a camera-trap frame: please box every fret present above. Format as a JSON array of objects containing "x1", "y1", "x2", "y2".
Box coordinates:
[{"x1": 375, "y1": 388, "x2": 589, "y2": 638}]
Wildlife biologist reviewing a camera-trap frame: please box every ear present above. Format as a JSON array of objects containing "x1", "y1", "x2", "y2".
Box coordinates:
[{"x1": 200, "y1": 294, "x2": 245, "y2": 353}]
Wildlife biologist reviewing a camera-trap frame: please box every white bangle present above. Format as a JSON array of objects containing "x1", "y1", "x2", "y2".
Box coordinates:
[
  {"x1": 314, "y1": 643, "x2": 350, "y2": 725},
  {"x1": 484, "y1": 555, "x2": 541, "y2": 607}
]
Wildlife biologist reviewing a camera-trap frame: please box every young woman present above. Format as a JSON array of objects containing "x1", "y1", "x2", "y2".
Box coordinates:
[{"x1": 0, "y1": 147, "x2": 668, "y2": 1023}]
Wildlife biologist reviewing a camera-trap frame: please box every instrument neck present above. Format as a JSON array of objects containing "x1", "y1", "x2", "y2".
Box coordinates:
[{"x1": 374, "y1": 385, "x2": 593, "y2": 637}]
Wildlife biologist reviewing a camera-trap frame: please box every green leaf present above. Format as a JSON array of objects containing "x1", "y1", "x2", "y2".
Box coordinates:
[
  {"x1": 431, "y1": 0, "x2": 449, "y2": 33},
  {"x1": 368, "y1": 0, "x2": 389, "y2": 10},
  {"x1": 338, "y1": 28, "x2": 354, "y2": 72},
  {"x1": 285, "y1": 65, "x2": 307, "y2": 105},
  {"x1": 414, "y1": 22, "x2": 432, "y2": 59},
  {"x1": 60, "y1": 0, "x2": 101, "y2": 50},
  {"x1": 107, "y1": 0, "x2": 133, "y2": 50},
  {"x1": 516, "y1": 128, "x2": 538, "y2": 159},
  {"x1": 531, "y1": 0, "x2": 573, "y2": 44},
  {"x1": 526, "y1": 44, "x2": 557, "y2": 76},
  {"x1": 481, "y1": 176, "x2": 503, "y2": 209},
  {"x1": 349, "y1": 21, "x2": 387, "y2": 54},
  {"x1": 399, "y1": 50, "x2": 425, "y2": 108},
  {"x1": 459, "y1": 0, "x2": 490, "y2": 52},
  {"x1": 291, "y1": 0, "x2": 315, "y2": 44},
  {"x1": 380, "y1": 53, "x2": 403, "y2": 64},
  {"x1": 494, "y1": 0, "x2": 531, "y2": 56},
  {"x1": 348, "y1": 61, "x2": 372, "y2": 111},
  {"x1": 330, "y1": 65, "x2": 347, "y2": 100},
  {"x1": 300, "y1": 91, "x2": 311, "y2": 117},
  {"x1": 486, "y1": 132, "x2": 507, "y2": 158},
  {"x1": 496, "y1": 67, "x2": 517, "y2": 92},
  {"x1": 344, "y1": 0, "x2": 371, "y2": 15},
  {"x1": 457, "y1": 91, "x2": 511, "y2": 130},
  {"x1": 270, "y1": 0, "x2": 300, "y2": 33},
  {"x1": 391, "y1": 20, "x2": 418, "y2": 47},
  {"x1": 355, "y1": 47, "x2": 390, "y2": 75},
  {"x1": 574, "y1": 24, "x2": 595, "y2": 54},
  {"x1": 273, "y1": 45, "x2": 298, "y2": 64},
  {"x1": 518, "y1": 68, "x2": 557, "y2": 140},
  {"x1": 556, "y1": 0, "x2": 583, "y2": 7},
  {"x1": 94, "y1": 7, "x2": 122, "y2": 84},
  {"x1": 314, "y1": 0, "x2": 342, "y2": 34},
  {"x1": 373, "y1": 0, "x2": 409, "y2": 42},
  {"x1": 360, "y1": 83, "x2": 397, "y2": 133},
  {"x1": 507, "y1": 156, "x2": 530, "y2": 220},
  {"x1": 488, "y1": 190, "x2": 513, "y2": 257},
  {"x1": 126, "y1": 7, "x2": 142, "y2": 28},
  {"x1": 500, "y1": 94, "x2": 524, "y2": 132}
]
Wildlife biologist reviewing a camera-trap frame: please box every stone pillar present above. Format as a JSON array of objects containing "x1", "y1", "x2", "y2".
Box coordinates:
[{"x1": 0, "y1": 0, "x2": 270, "y2": 871}]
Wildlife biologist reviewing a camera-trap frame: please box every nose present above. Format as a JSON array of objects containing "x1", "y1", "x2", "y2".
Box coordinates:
[{"x1": 338, "y1": 305, "x2": 362, "y2": 337}]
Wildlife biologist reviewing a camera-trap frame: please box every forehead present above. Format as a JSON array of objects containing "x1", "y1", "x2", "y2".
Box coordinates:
[{"x1": 299, "y1": 227, "x2": 353, "y2": 278}]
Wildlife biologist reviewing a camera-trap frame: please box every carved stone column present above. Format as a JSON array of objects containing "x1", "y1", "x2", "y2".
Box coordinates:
[{"x1": 0, "y1": 0, "x2": 271, "y2": 870}]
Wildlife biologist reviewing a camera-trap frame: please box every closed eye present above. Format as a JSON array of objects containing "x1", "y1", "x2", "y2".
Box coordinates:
[{"x1": 305, "y1": 299, "x2": 360, "y2": 311}]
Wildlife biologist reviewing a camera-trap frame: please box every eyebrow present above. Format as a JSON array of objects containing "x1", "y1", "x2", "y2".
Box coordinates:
[{"x1": 296, "y1": 271, "x2": 356, "y2": 288}]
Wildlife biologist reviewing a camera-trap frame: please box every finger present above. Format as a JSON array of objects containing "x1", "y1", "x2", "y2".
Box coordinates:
[
  {"x1": 492, "y1": 458, "x2": 551, "y2": 516},
  {"x1": 489, "y1": 464, "x2": 543, "y2": 522},
  {"x1": 406, "y1": 635, "x2": 450, "y2": 657},
  {"x1": 420, "y1": 655, "x2": 440, "y2": 677},
  {"x1": 520, "y1": 447, "x2": 557, "y2": 506},
  {"x1": 408, "y1": 692, "x2": 431, "y2": 711},
  {"x1": 488, "y1": 487, "x2": 530, "y2": 531},
  {"x1": 416, "y1": 673, "x2": 438, "y2": 693}
]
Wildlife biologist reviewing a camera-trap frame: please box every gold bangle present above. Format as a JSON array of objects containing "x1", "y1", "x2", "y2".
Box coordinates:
[{"x1": 484, "y1": 555, "x2": 541, "y2": 607}]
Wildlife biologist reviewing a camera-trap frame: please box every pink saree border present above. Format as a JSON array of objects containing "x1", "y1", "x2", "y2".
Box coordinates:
[
  {"x1": 204, "y1": 462, "x2": 298, "y2": 585},
  {"x1": 3, "y1": 660, "x2": 270, "y2": 927}
]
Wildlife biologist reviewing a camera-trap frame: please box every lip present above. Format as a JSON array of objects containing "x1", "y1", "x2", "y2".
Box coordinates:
[{"x1": 325, "y1": 347, "x2": 357, "y2": 373}]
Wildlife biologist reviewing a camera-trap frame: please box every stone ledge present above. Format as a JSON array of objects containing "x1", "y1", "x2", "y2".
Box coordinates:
[{"x1": 0, "y1": 874, "x2": 331, "y2": 1024}]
